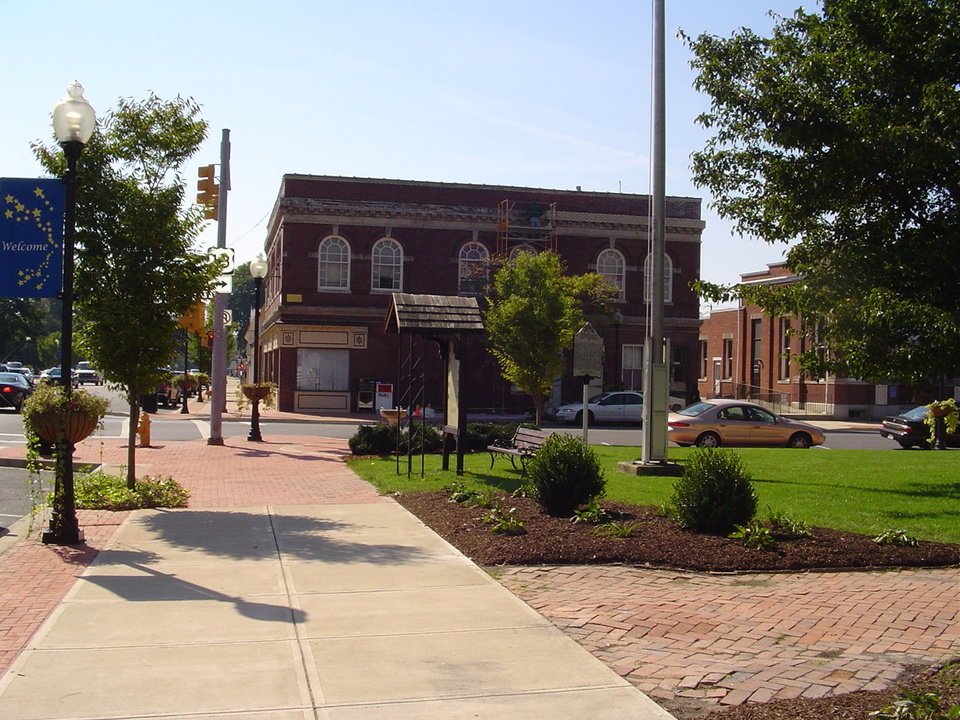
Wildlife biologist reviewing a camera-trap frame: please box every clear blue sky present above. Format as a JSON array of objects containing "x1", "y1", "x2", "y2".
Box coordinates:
[{"x1": 1, "y1": 0, "x2": 810, "y2": 289}]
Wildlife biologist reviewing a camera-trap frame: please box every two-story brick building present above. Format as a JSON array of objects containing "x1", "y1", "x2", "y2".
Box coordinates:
[
  {"x1": 253, "y1": 175, "x2": 704, "y2": 416},
  {"x1": 696, "y1": 262, "x2": 951, "y2": 419}
]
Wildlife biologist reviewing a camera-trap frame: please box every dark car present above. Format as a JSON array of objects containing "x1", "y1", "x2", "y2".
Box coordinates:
[
  {"x1": 880, "y1": 406, "x2": 960, "y2": 449},
  {"x1": 39, "y1": 367, "x2": 80, "y2": 388},
  {"x1": 0, "y1": 372, "x2": 34, "y2": 412}
]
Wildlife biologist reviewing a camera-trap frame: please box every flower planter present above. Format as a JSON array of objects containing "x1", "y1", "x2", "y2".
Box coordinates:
[
  {"x1": 33, "y1": 411, "x2": 100, "y2": 445},
  {"x1": 379, "y1": 408, "x2": 408, "y2": 426},
  {"x1": 242, "y1": 385, "x2": 271, "y2": 402}
]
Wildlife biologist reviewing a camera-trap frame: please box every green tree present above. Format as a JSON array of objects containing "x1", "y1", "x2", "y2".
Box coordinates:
[
  {"x1": 229, "y1": 260, "x2": 254, "y2": 358},
  {"x1": 34, "y1": 94, "x2": 222, "y2": 486},
  {"x1": 0, "y1": 298, "x2": 43, "y2": 365},
  {"x1": 684, "y1": 0, "x2": 960, "y2": 389},
  {"x1": 484, "y1": 251, "x2": 618, "y2": 425}
]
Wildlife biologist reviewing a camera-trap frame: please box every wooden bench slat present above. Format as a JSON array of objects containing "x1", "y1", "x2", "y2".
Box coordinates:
[{"x1": 487, "y1": 427, "x2": 551, "y2": 476}]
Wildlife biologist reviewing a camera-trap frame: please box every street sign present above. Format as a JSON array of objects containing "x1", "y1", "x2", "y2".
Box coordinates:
[
  {"x1": 212, "y1": 274, "x2": 232, "y2": 294},
  {"x1": 222, "y1": 309, "x2": 232, "y2": 326},
  {"x1": 207, "y1": 247, "x2": 235, "y2": 274}
]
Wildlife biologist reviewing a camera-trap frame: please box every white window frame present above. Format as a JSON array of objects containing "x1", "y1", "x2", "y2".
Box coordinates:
[
  {"x1": 622, "y1": 343, "x2": 644, "y2": 391},
  {"x1": 597, "y1": 248, "x2": 626, "y2": 300},
  {"x1": 371, "y1": 237, "x2": 403, "y2": 292},
  {"x1": 458, "y1": 241, "x2": 489, "y2": 295},
  {"x1": 318, "y1": 235, "x2": 350, "y2": 290},
  {"x1": 643, "y1": 252, "x2": 674, "y2": 304}
]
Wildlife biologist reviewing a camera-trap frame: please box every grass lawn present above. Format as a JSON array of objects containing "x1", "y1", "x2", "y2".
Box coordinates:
[{"x1": 347, "y1": 446, "x2": 960, "y2": 544}]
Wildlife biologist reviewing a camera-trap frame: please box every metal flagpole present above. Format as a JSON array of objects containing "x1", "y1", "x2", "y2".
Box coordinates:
[
  {"x1": 208, "y1": 129, "x2": 230, "y2": 445},
  {"x1": 641, "y1": 0, "x2": 668, "y2": 464}
]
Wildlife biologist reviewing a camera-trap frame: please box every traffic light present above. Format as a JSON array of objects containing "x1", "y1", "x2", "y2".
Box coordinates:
[
  {"x1": 202, "y1": 330, "x2": 214, "y2": 349},
  {"x1": 178, "y1": 302, "x2": 206, "y2": 333},
  {"x1": 196, "y1": 165, "x2": 219, "y2": 220}
]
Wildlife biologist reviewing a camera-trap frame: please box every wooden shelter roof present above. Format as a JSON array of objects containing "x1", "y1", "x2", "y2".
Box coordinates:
[{"x1": 385, "y1": 293, "x2": 484, "y2": 334}]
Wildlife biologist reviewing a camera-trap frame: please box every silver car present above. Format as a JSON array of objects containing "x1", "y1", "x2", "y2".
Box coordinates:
[{"x1": 555, "y1": 390, "x2": 685, "y2": 425}]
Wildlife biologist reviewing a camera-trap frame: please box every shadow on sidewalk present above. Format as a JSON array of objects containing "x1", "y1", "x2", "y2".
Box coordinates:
[
  {"x1": 115, "y1": 509, "x2": 430, "y2": 564},
  {"x1": 82, "y1": 549, "x2": 306, "y2": 623}
]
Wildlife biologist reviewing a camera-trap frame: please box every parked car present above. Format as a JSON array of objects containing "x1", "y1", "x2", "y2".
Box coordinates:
[
  {"x1": 0, "y1": 372, "x2": 34, "y2": 412},
  {"x1": 38, "y1": 367, "x2": 80, "y2": 388},
  {"x1": 2, "y1": 362, "x2": 34, "y2": 385},
  {"x1": 667, "y1": 399, "x2": 825, "y2": 448},
  {"x1": 75, "y1": 361, "x2": 103, "y2": 385},
  {"x1": 555, "y1": 390, "x2": 686, "y2": 425},
  {"x1": 879, "y1": 405, "x2": 960, "y2": 449}
]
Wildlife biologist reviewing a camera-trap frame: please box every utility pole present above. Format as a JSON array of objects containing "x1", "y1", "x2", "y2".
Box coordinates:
[{"x1": 208, "y1": 129, "x2": 231, "y2": 445}]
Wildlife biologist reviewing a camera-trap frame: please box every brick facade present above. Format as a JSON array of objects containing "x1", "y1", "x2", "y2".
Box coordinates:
[
  {"x1": 255, "y1": 176, "x2": 704, "y2": 416},
  {"x1": 697, "y1": 262, "x2": 952, "y2": 419}
]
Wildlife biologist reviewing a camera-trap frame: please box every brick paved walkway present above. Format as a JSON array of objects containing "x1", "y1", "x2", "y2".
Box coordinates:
[{"x1": 500, "y1": 565, "x2": 960, "y2": 714}]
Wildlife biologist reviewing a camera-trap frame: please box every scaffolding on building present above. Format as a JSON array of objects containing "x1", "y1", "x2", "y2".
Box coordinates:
[{"x1": 495, "y1": 199, "x2": 558, "y2": 255}]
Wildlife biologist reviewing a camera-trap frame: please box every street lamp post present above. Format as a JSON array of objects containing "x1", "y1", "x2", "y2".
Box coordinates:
[
  {"x1": 247, "y1": 254, "x2": 268, "y2": 442},
  {"x1": 44, "y1": 82, "x2": 95, "y2": 545}
]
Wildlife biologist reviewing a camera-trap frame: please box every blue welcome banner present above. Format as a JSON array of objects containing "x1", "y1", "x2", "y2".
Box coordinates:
[{"x1": 0, "y1": 178, "x2": 65, "y2": 298}]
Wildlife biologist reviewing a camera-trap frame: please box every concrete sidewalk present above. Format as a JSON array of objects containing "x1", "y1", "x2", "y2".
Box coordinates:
[{"x1": 0, "y1": 436, "x2": 673, "y2": 720}]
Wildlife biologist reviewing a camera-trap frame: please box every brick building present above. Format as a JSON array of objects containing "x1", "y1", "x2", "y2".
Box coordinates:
[
  {"x1": 254, "y1": 176, "x2": 704, "y2": 416},
  {"x1": 697, "y1": 262, "x2": 945, "y2": 419}
]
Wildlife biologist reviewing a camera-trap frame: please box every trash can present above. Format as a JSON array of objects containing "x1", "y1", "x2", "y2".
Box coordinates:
[{"x1": 140, "y1": 392, "x2": 159, "y2": 414}]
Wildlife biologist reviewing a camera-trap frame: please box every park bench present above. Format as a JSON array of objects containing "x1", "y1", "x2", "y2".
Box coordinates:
[{"x1": 487, "y1": 427, "x2": 551, "y2": 476}]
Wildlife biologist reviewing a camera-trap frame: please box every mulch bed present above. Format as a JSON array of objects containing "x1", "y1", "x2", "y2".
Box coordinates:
[
  {"x1": 393, "y1": 491, "x2": 960, "y2": 720},
  {"x1": 394, "y1": 491, "x2": 960, "y2": 571}
]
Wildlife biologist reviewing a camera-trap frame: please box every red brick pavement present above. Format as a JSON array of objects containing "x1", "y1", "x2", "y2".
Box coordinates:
[{"x1": 499, "y1": 565, "x2": 960, "y2": 713}]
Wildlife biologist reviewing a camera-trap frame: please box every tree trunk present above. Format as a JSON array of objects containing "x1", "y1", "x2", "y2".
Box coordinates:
[{"x1": 126, "y1": 400, "x2": 138, "y2": 489}]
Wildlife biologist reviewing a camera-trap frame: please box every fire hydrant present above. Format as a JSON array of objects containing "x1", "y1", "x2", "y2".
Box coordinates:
[{"x1": 136, "y1": 411, "x2": 151, "y2": 448}]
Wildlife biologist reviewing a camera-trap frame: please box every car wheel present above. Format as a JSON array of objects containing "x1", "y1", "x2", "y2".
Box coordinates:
[
  {"x1": 896, "y1": 439, "x2": 916, "y2": 449},
  {"x1": 787, "y1": 432, "x2": 812, "y2": 449},
  {"x1": 695, "y1": 432, "x2": 721, "y2": 448}
]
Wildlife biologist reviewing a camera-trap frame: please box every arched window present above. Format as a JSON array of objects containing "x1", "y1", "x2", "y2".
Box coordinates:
[
  {"x1": 596, "y1": 248, "x2": 625, "y2": 299},
  {"x1": 458, "y1": 242, "x2": 489, "y2": 295},
  {"x1": 318, "y1": 235, "x2": 350, "y2": 290},
  {"x1": 508, "y1": 243, "x2": 536, "y2": 260},
  {"x1": 371, "y1": 237, "x2": 403, "y2": 291},
  {"x1": 644, "y1": 252, "x2": 674, "y2": 304}
]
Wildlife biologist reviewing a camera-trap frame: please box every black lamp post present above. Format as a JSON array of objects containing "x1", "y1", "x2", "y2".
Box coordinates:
[
  {"x1": 247, "y1": 254, "x2": 268, "y2": 442},
  {"x1": 180, "y1": 329, "x2": 190, "y2": 414},
  {"x1": 44, "y1": 82, "x2": 95, "y2": 545}
]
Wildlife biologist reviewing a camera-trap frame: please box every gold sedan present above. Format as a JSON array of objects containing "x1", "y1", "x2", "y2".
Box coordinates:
[{"x1": 667, "y1": 399, "x2": 825, "y2": 448}]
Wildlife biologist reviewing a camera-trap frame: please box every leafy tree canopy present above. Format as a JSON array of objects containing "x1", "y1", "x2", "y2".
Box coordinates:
[
  {"x1": 483, "y1": 251, "x2": 619, "y2": 424},
  {"x1": 684, "y1": 0, "x2": 960, "y2": 387},
  {"x1": 33, "y1": 93, "x2": 223, "y2": 400},
  {"x1": 33, "y1": 93, "x2": 223, "y2": 486}
]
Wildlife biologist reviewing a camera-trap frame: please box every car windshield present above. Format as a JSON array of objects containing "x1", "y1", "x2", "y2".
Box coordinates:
[
  {"x1": 676, "y1": 401, "x2": 714, "y2": 417},
  {"x1": 902, "y1": 406, "x2": 931, "y2": 421}
]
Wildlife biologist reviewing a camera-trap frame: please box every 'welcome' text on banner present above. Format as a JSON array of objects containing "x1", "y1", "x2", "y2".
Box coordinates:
[{"x1": 0, "y1": 178, "x2": 65, "y2": 298}]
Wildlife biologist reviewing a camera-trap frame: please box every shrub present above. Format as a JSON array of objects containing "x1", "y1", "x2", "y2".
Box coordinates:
[
  {"x1": 348, "y1": 423, "x2": 441, "y2": 456},
  {"x1": 729, "y1": 522, "x2": 776, "y2": 550},
  {"x1": 463, "y1": 422, "x2": 531, "y2": 452},
  {"x1": 72, "y1": 471, "x2": 189, "y2": 510},
  {"x1": 670, "y1": 448, "x2": 757, "y2": 534},
  {"x1": 873, "y1": 528, "x2": 920, "y2": 547},
  {"x1": 524, "y1": 434, "x2": 605, "y2": 516}
]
